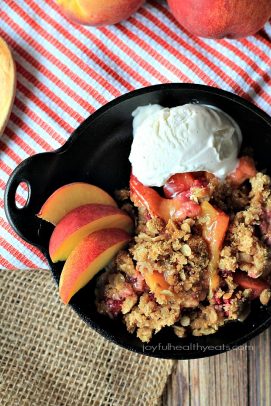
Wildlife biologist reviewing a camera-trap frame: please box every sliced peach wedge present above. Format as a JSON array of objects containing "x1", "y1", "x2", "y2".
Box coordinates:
[
  {"x1": 227, "y1": 156, "x2": 256, "y2": 187},
  {"x1": 201, "y1": 201, "x2": 229, "y2": 296},
  {"x1": 37, "y1": 182, "x2": 117, "y2": 225},
  {"x1": 49, "y1": 204, "x2": 133, "y2": 263},
  {"x1": 59, "y1": 228, "x2": 130, "y2": 304},
  {"x1": 130, "y1": 173, "x2": 201, "y2": 222}
]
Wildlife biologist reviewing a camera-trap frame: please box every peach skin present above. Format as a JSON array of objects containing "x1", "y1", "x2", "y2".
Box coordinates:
[
  {"x1": 37, "y1": 182, "x2": 117, "y2": 225},
  {"x1": 55, "y1": 0, "x2": 145, "y2": 26},
  {"x1": 167, "y1": 0, "x2": 271, "y2": 39},
  {"x1": 49, "y1": 204, "x2": 133, "y2": 262},
  {"x1": 59, "y1": 228, "x2": 130, "y2": 304},
  {"x1": 0, "y1": 37, "x2": 16, "y2": 137}
]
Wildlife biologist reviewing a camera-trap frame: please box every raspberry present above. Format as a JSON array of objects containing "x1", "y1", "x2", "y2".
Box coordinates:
[
  {"x1": 220, "y1": 270, "x2": 233, "y2": 278},
  {"x1": 214, "y1": 294, "x2": 222, "y2": 305},
  {"x1": 148, "y1": 293, "x2": 155, "y2": 301},
  {"x1": 106, "y1": 298, "x2": 124, "y2": 317}
]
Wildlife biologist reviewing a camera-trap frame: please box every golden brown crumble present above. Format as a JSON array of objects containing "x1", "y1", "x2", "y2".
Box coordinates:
[
  {"x1": 124, "y1": 293, "x2": 180, "y2": 342},
  {"x1": 95, "y1": 168, "x2": 271, "y2": 342},
  {"x1": 260, "y1": 289, "x2": 271, "y2": 305}
]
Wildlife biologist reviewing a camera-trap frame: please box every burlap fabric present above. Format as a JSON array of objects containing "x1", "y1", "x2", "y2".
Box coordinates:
[{"x1": 0, "y1": 269, "x2": 174, "y2": 406}]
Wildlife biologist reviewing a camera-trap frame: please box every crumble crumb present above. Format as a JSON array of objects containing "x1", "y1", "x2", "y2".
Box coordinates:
[{"x1": 260, "y1": 289, "x2": 271, "y2": 305}]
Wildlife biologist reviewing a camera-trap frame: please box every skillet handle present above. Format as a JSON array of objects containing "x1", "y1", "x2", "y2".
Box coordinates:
[{"x1": 4, "y1": 152, "x2": 55, "y2": 248}]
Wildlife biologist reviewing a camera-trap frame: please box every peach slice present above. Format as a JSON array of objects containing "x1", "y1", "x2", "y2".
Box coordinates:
[
  {"x1": 144, "y1": 270, "x2": 170, "y2": 295},
  {"x1": 59, "y1": 228, "x2": 130, "y2": 304},
  {"x1": 49, "y1": 204, "x2": 133, "y2": 262},
  {"x1": 130, "y1": 173, "x2": 201, "y2": 222},
  {"x1": 37, "y1": 182, "x2": 117, "y2": 225},
  {"x1": 227, "y1": 156, "x2": 257, "y2": 186},
  {"x1": 201, "y1": 201, "x2": 229, "y2": 295}
]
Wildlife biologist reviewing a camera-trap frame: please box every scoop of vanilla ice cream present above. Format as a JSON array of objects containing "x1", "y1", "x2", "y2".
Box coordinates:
[{"x1": 129, "y1": 103, "x2": 242, "y2": 187}]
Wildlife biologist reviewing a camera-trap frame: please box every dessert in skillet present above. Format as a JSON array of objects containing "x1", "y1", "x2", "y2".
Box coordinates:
[{"x1": 95, "y1": 104, "x2": 271, "y2": 342}]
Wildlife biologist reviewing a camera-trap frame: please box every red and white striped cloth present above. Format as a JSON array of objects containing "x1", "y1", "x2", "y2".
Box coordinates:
[{"x1": 1, "y1": 0, "x2": 271, "y2": 270}]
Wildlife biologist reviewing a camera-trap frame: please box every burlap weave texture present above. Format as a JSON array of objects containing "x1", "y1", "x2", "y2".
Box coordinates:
[{"x1": 0, "y1": 269, "x2": 174, "y2": 406}]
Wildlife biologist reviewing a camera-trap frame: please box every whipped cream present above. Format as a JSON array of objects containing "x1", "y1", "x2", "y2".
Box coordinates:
[{"x1": 129, "y1": 103, "x2": 242, "y2": 187}]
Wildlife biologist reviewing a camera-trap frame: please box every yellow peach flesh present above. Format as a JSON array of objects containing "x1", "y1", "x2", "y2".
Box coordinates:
[
  {"x1": 49, "y1": 204, "x2": 133, "y2": 263},
  {"x1": 37, "y1": 182, "x2": 117, "y2": 225},
  {"x1": 59, "y1": 229, "x2": 130, "y2": 304}
]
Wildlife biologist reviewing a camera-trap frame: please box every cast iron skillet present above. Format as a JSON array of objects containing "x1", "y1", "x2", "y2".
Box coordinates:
[{"x1": 4, "y1": 83, "x2": 271, "y2": 359}]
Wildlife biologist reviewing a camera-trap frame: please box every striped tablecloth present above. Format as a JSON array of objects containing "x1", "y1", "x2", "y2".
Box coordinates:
[{"x1": 1, "y1": 0, "x2": 271, "y2": 270}]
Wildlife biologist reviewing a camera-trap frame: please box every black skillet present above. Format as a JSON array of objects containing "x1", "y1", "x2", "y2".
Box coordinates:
[{"x1": 4, "y1": 83, "x2": 271, "y2": 359}]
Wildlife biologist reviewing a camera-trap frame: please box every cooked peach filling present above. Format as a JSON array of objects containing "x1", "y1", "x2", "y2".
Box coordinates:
[{"x1": 95, "y1": 157, "x2": 271, "y2": 343}]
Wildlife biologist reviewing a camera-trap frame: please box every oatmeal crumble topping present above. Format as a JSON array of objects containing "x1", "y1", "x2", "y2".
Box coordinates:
[{"x1": 95, "y1": 164, "x2": 271, "y2": 342}]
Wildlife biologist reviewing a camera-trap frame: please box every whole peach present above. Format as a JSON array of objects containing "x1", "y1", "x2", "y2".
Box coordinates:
[
  {"x1": 167, "y1": 0, "x2": 271, "y2": 39},
  {"x1": 55, "y1": 0, "x2": 145, "y2": 26}
]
